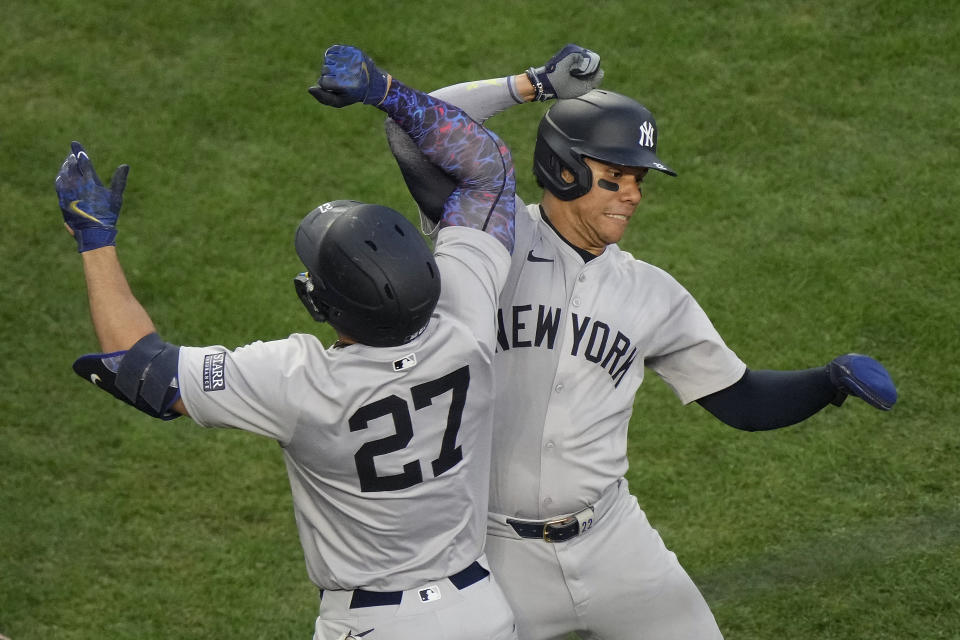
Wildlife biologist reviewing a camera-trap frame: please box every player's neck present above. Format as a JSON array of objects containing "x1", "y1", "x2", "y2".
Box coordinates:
[
  {"x1": 333, "y1": 333, "x2": 356, "y2": 348},
  {"x1": 540, "y1": 203, "x2": 601, "y2": 263}
]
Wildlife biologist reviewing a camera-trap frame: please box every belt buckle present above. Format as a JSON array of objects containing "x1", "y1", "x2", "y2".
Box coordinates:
[
  {"x1": 543, "y1": 516, "x2": 580, "y2": 542},
  {"x1": 542, "y1": 506, "x2": 595, "y2": 543}
]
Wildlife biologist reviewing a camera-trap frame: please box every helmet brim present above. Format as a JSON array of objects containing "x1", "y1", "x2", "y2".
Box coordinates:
[{"x1": 577, "y1": 148, "x2": 677, "y2": 177}]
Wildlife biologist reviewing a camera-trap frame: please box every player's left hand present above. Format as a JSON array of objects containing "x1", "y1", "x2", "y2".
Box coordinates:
[
  {"x1": 55, "y1": 141, "x2": 129, "y2": 252},
  {"x1": 527, "y1": 44, "x2": 604, "y2": 101},
  {"x1": 828, "y1": 353, "x2": 898, "y2": 410},
  {"x1": 308, "y1": 44, "x2": 391, "y2": 108}
]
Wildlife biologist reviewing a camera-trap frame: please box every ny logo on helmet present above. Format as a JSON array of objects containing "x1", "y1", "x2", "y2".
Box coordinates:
[{"x1": 638, "y1": 121, "x2": 655, "y2": 148}]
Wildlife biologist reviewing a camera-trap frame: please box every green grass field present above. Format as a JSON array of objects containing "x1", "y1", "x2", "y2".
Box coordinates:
[{"x1": 3, "y1": 1, "x2": 959, "y2": 638}]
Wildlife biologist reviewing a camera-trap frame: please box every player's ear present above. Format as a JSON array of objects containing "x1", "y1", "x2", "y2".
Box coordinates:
[{"x1": 560, "y1": 168, "x2": 576, "y2": 184}]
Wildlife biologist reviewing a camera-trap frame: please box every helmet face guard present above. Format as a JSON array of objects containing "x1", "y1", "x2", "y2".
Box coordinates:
[
  {"x1": 294, "y1": 201, "x2": 441, "y2": 347},
  {"x1": 533, "y1": 89, "x2": 677, "y2": 201}
]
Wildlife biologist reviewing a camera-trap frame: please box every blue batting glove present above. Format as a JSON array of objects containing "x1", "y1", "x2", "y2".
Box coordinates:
[
  {"x1": 55, "y1": 141, "x2": 129, "y2": 252},
  {"x1": 828, "y1": 353, "x2": 898, "y2": 410},
  {"x1": 308, "y1": 44, "x2": 391, "y2": 108},
  {"x1": 526, "y1": 44, "x2": 603, "y2": 101}
]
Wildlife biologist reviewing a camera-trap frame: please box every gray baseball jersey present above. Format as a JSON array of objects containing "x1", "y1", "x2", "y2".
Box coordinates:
[
  {"x1": 423, "y1": 76, "x2": 746, "y2": 640},
  {"x1": 179, "y1": 227, "x2": 510, "y2": 592},
  {"x1": 428, "y1": 78, "x2": 746, "y2": 518},
  {"x1": 490, "y1": 200, "x2": 746, "y2": 518}
]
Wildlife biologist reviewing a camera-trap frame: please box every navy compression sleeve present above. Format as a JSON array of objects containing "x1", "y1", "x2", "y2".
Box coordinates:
[
  {"x1": 696, "y1": 367, "x2": 837, "y2": 431},
  {"x1": 376, "y1": 80, "x2": 516, "y2": 252}
]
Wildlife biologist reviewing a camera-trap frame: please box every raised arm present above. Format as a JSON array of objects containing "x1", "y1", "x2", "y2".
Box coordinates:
[
  {"x1": 309, "y1": 45, "x2": 516, "y2": 252},
  {"x1": 384, "y1": 44, "x2": 604, "y2": 224},
  {"x1": 56, "y1": 143, "x2": 152, "y2": 352},
  {"x1": 432, "y1": 43, "x2": 603, "y2": 123},
  {"x1": 56, "y1": 142, "x2": 185, "y2": 419}
]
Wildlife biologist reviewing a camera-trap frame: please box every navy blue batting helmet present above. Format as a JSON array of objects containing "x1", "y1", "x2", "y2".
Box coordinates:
[
  {"x1": 533, "y1": 89, "x2": 677, "y2": 200},
  {"x1": 295, "y1": 200, "x2": 440, "y2": 347}
]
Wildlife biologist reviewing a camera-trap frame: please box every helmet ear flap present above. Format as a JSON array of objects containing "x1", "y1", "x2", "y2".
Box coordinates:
[
  {"x1": 563, "y1": 156, "x2": 594, "y2": 199},
  {"x1": 533, "y1": 115, "x2": 594, "y2": 201},
  {"x1": 294, "y1": 272, "x2": 328, "y2": 323}
]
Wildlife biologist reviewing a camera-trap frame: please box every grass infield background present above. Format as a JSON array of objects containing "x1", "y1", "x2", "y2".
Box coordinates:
[{"x1": 2, "y1": 1, "x2": 959, "y2": 638}]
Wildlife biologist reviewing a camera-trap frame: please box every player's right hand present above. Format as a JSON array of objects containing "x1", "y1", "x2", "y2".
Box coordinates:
[
  {"x1": 527, "y1": 44, "x2": 604, "y2": 101},
  {"x1": 308, "y1": 45, "x2": 391, "y2": 108},
  {"x1": 55, "y1": 141, "x2": 129, "y2": 253},
  {"x1": 828, "y1": 353, "x2": 898, "y2": 410}
]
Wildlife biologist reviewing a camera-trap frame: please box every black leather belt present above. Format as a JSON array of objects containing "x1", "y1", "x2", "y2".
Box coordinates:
[
  {"x1": 338, "y1": 560, "x2": 489, "y2": 609},
  {"x1": 506, "y1": 506, "x2": 596, "y2": 543}
]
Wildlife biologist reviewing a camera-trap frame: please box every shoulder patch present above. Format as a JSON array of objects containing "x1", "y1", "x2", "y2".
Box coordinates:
[{"x1": 202, "y1": 352, "x2": 227, "y2": 391}]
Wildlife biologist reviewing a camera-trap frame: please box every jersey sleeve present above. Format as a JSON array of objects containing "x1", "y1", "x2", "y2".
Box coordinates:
[
  {"x1": 178, "y1": 337, "x2": 308, "y2": 444},
  {"x1": 433, "y1": 226, "x2": 511, "y2": 342},
  {"x1": 430, "y1": 76, "x2": 525, "y2": 124},
  {"x1": 643, "y1": 271, "x2": 746, "y2": 404}
]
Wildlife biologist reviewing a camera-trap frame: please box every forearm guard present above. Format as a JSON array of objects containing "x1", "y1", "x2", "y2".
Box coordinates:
[{"x1": 73, "y1": 332, "x2": 182, "y2": 420}]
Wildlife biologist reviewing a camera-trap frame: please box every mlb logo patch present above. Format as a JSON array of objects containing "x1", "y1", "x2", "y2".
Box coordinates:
[
  {"x1": 202, "y1": 352, "x2": 226, "y2": 392},
  {"x1": 418, "y1": 584, "x2": 441, "y2": 602},
  {"x1": 393, "y1": 353, "x2": 417, "y2": 371}
]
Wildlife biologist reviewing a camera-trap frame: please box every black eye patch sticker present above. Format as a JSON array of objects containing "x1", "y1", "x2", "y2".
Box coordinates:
[{"x1": 597, "y1": 179, "x2": 620, "y2": 192}]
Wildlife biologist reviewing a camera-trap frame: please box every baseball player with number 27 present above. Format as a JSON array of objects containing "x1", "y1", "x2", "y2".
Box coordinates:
[
  {"x1": 387, "y1": 44, "x2": 899, "y2": 639},
  {"x1": 57, "y1": 45, "x2": 520, "y2": 640}
]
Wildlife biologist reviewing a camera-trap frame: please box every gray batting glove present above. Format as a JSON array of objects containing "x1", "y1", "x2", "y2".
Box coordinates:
[{"x1": 526, "y1": 44, "x2": 603, "y2": 101}]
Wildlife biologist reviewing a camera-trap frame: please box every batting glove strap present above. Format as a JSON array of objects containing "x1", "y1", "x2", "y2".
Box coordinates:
[
  {"x1": 525, "y1": 67, "x2": 550, "y2": 102},
  {"x1": 74, "y1": 226, "x2": 118, "y2": 253},
  {"x1": 827, "y1": 353, "x2": 898, "y2": 411}
]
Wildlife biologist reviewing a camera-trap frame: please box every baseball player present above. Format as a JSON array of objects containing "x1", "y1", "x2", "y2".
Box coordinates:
[
  {"x1": 385, "y1": 46, "x2": 899, "y2": 639},
  {"x1": 56, "y1": 45, "x2": 519, "y2": 640}
]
